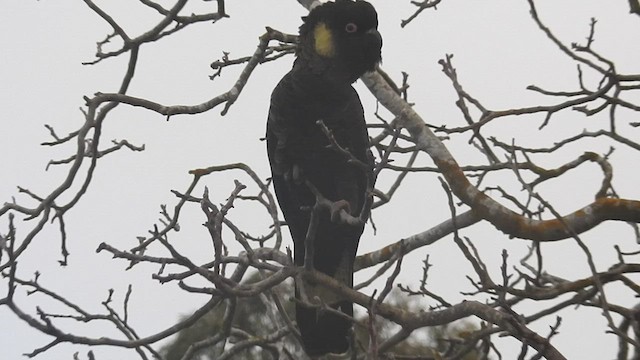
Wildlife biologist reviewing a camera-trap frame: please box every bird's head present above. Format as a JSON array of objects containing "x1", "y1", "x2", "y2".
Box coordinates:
[{"x1": 296, "y1": 0, "x2": 383, "y2": 84}]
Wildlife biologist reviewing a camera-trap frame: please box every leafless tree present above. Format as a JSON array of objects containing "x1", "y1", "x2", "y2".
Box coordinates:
[{"x1": 2, "y1": 1, "x2": 640, "y2": 359}]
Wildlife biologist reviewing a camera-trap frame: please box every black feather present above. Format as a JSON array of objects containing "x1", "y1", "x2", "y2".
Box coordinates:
[{"x1": 266, "y1": 0, "x2": 381, "y2": 356}]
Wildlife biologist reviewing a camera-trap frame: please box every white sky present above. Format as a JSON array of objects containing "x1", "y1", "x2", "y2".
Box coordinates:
[{"x1": 1, "y1": 0, "x2": 639, "y2": 359}]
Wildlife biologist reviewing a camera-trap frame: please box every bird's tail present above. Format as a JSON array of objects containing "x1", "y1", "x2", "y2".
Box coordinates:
[
  {"x1": 296, "y1": 244, "x2": 356, "y2": 356},
  {"x1": 296, "y1": 298, "x2": 352, "y2": 356}
]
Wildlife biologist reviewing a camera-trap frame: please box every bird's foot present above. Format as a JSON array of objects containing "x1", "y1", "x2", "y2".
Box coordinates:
[{"x1": 330, "y1": 199, "x2": 351, "y2": 223}]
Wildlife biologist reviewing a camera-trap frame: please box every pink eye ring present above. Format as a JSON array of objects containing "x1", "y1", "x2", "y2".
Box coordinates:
[{"x1": 345, "y1": 23, "x2": 358, "y2": 33}]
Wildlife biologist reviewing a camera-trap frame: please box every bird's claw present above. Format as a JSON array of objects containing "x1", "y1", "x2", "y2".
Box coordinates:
[{"x1": 330, "y1": 199, "x2": 351, "y2": 223}]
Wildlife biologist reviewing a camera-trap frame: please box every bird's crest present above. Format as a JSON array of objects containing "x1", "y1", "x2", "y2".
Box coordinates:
[{"x1": 296, "y1": 0, "x2": 382, "y2": 83}]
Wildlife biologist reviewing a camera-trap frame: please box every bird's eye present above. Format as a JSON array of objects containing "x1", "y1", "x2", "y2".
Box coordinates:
[{"x1": 345, "y1": 23, "x2": 358, "y2": 33}]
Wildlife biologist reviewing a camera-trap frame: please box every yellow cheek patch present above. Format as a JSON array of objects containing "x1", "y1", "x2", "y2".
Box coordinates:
[{"x1": 313, "y1": 22, "x2": 335, "y2": 57}]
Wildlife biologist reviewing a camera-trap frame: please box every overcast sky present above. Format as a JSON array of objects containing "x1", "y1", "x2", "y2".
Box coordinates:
[{"x1": 1, "y1": 1, "x2": 639, "y2": 359}]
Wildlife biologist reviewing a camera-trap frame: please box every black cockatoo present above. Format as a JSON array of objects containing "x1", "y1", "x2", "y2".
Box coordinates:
[{"x1": 266, "y1": 0, "x2": 382, "y2": 356}]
